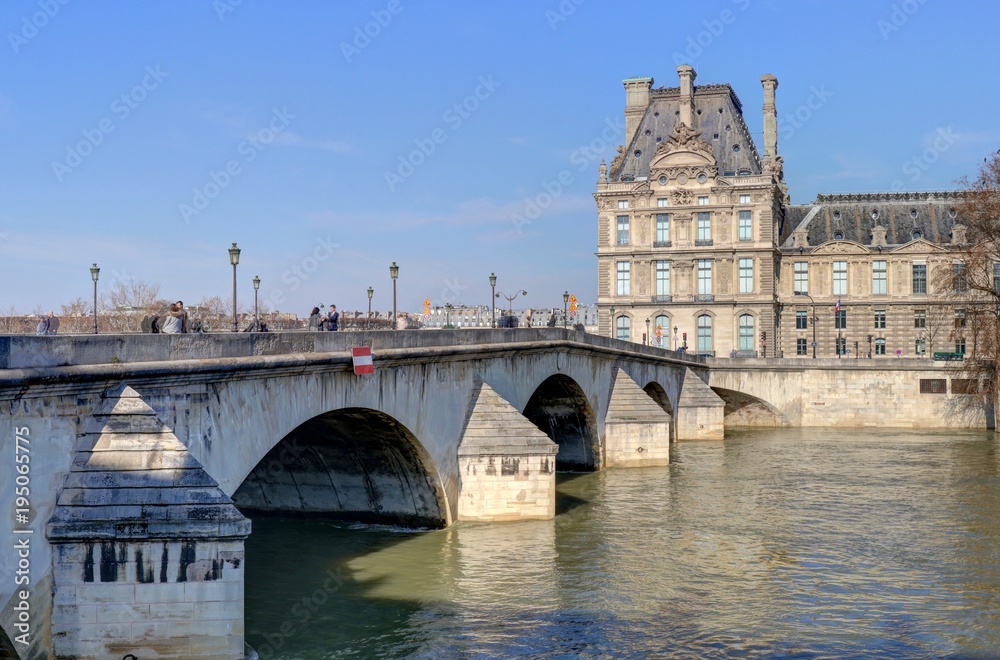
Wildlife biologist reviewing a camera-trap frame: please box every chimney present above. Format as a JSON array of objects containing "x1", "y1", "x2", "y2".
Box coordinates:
[
  {"x1": 677, "y1": 65, "x2": 696, "y2": 127},
  {"x1": 622, "y1": 77, "x2": 653, "y2": 147},
  {"x1": 761, "y1": 73, "x2": 778, "y2": 158}
]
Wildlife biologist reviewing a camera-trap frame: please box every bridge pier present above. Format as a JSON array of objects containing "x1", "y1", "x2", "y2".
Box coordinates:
[
  {"x1": 675, "y1": 368, "x2": 725, "y2": 440},
  {"x1": 46, "y1": 385, "x2": 250, "y2": 659},
  {"x1": 457, "y1": 384, "x2": 559, "y2": 522},
  {"x1": 604, "y1": 369, "x2": 672, "y2": 467}
]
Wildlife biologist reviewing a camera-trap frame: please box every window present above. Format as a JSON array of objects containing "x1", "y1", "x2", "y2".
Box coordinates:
[
  {"x1": 655, "y1": 214, "x2": 670, "y2": 244},
  {"x1": 697, "y1": 315, "x2": 713, "y2": 353},
  {"x1": 698, "y1": 196, "x2": 709, "y2": 206},
  {"x1": 739, "y1": 258, "x2": 754, "y2": 293},
  {"x1": 796, "y1": 310, "x2": 808, "y2": 329},
  {"x1": 738, "y1": 210, "x2": 752, "y2": 241},
  {"x1": 738, "y1": 314, "x2": 755, "y2": 352},
  {"x1": 875, "y1": 338, "x2": 886, "y2": 355},
  {"x1": 874, "y1": 310, "x2": 886, "y2": 329},
  {"x1": 616, "y1": 215, "x2": 630, "y2": 245},
  {"x1": 657, "y1": 198, "x2": 668, "y2": 208},
  {"x1": 739, "y1": 194, "x2": 751, "y2": 204},
  {"x1": 956, "y1": 337, "x2": 967, "y2": 354},
  {"x1": 914, "y1": 310, "x2": 926, "y2": 328},
  {"x1": 912, "y1": 263, "x2": 927, "y2": 295},
  {"x1": 953, "y1": 263, "x2": 968, "y2": 293},
  {"x1": 697, "y1": 212, "x2": 711, "y2": 241},
  {"x1": 697, "y1": 260, "x2": 713, "y2": 295},
  {"x1": 836, "y1": 337, "x2": 846, "y2": 355},
  {"x1": 835, "y1": 309, "x2": 847, "y2": 330},
  {"x1": 655, "y1": 261, "x2": 670, "y2": 297},
  {"x1": 794, "y1": 262, "x2": 808, "y2": 294},
  {"x1": 618, "y1": 200, "x2": 629, "y2": 209},
  {"x1": 994, "y1": 262, "x2": 1000, "y2": 292},
  {"x1": 955, "y1": 309, "x2": 966, "y2": 328},
  {"x1": 797, "y1": 338, "x2": 808, "y2": 355},
  {"x1": 654, "y1": 314, "x2": 669, "y2": 346},
  {"x1": 833, "y1": 261, "x2": 847, "y2": 295},
  {"x1": 616, "y1": 261, "x2": 630, "y2": 295},
  {"x1": 915, "y1": 337, "x2": 926, "y2": 355},
  {"x1": 872, "y1": 260, "x2": 887, "y2": 295},
  {"x1": 616, "y1": 315, "x2": 630, "y2": 341}
]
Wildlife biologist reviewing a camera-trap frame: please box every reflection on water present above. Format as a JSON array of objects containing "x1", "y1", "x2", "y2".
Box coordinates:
[{"x1": 245, "y1": 428, "x2": 1000, "y2": 658}]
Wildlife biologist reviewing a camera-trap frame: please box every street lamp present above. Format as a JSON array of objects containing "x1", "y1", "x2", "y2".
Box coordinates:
[
  {"x1": 646, "y1": 318, "x2": 651, "y2": 345},
  {"x1": 90, "y1": 263, "x2": 100, "y2": 334},
  {"x1": 793, "y1": 290, "x2": 816, "y2": 359},
  {"x1": 610, "y1": 306, "x2": 616, "y2": 338},
  {"x1": 367, "y1": 286, "x2": 374, "y2": 330},
  {"x1": 228, "y1": 243, "x2": 241, "y2": 332},
  {"x1": 488, "y1": 273, "x2": 498, "y2": 328},
  {"x1": 252, "y1": 275, "x2": 260, "y2": 331},
  {"x1": 673, "y1": 325, "x2": 678, "y2": 351},
  {"x1": 389, "y1": 262, "x2": 399, "y2": 331},
  {"x1": 444, "y1": 302, "x2": 452, "y2": 329},
  {"x1": 563, "y1": 291, "x2": 569, "y2": 330},
  {"x1": 496, "y1": 289, "x2": 527, "y2": 327}
]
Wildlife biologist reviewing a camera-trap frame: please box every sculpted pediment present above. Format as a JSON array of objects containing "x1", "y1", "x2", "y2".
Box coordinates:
[
  {"x1": 649, "y1": 122, "x2": 717, "y2": 172},
  {"x1": 812, "y1": 241, "x2": 870, "y2": 255},
  {"x1": 890, "y1": 238, "x2": 948, "y2": 253}
]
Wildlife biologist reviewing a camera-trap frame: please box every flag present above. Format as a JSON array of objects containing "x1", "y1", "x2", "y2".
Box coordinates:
[{"x1": 835, "y1": 299, "x2": 841, "y2": 312}]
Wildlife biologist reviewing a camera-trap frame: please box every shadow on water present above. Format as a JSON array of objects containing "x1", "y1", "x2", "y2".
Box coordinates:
[{"x1": 554, "y1": 471, "x2": 592, "y2": 516}]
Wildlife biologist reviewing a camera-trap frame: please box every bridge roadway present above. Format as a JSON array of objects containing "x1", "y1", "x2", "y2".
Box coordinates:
[{"x1": 0, "y1": 329, "x2": 980, "y2": 659}]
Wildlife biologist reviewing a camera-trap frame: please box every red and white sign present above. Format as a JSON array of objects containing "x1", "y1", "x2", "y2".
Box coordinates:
[{"x1": 352, "y1": 347, "x2": 374, "y2": 375}]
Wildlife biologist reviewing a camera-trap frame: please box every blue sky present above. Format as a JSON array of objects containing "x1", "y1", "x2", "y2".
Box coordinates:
[{"x1": 2, "y1": 1, "x2": 998, "y2": 316}]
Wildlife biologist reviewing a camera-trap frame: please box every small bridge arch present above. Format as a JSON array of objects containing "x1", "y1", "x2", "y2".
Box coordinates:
[
  {"x1": 711, "y1": 387, "x2": 790, "y2": 428},
  {"x1": 523, "y1": 373, "x2": 600, "y2": 470}
]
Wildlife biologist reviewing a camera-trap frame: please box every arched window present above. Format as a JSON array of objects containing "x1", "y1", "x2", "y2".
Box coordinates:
[
  {"x1": 654, "y1": 314, "x2": 669, "y2": 347},
  {"x1": 616, "y1": 316, "x2": 631, "y2": 342},
  {"x1": 738, "y1": 314, "x2": 755, "y2": 352},
  {"x1": 697, "y1": 315, "x2": 713, "y2": 354}
]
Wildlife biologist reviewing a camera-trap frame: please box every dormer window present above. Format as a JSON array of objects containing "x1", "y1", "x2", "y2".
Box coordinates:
[{"x1": 834, "y1": 231, "x2": 844, "y2": 240}]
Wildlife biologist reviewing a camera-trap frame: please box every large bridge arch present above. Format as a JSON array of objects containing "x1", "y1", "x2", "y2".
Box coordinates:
[
  {"x1": 522, "y1": 374, "x2": 600, "y2": 470},
  {"x1": 233, "y1": 407, "x2": 448, "y2": 528},
  {"x1": 643, "y1": 380, "x2": 674, "y2": 417},
  {"x1": 711, "y1": 387, "x2": 790, "y2": 428}
]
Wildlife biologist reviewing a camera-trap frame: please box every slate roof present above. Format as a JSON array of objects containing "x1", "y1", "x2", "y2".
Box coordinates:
[
  {"x1": 617, "y1": 83, "x2": 762, "y2": 181},
  {"x1": 781, "y1": 191, "x2": 967, "y2": 249}
]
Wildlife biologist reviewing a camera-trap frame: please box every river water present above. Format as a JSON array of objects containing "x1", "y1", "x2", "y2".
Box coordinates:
[{"x1": 244, "y1": 428, "x2": 1000, "y2": 659}]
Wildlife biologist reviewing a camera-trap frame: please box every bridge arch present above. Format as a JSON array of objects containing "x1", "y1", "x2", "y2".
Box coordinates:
[
  {"x1": 0, "y1": 627, "x2": 19, "y2": 660},
  {"x1": 523, "y1": 374, "x2": 600, "y2": 470},
  {"x1": 711, "y1": 387, "x2": 789, "y2": 428},
  {"x1": 232, "y1": 407, "x2": 448, "y2": 528},
  {"x1": 643, "y1": 380, "x2": 674, "y2": 417}
]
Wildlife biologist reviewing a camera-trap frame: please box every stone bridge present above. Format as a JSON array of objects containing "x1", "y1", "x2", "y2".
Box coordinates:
[{"x1": 0, "y1": 328, "x2": 723, "y2": 659}]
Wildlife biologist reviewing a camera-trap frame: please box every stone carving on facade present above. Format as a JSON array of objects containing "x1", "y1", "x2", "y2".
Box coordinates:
[
  {"x1": 717, "y1": 212, "x2": 728, "y2": 238},
  {"x1": 718, "y1": 260, "x2": 731, "y2": 294},
  {"x1": 609, "y1": 145, "x2": 626, "y2": 179},
  {"x1": 655, "y1": 122, "x2": 714, "y2": 160},
  {"x1": 670, "y1": 189, "x2": 693, "y2": 205},
  {"x1": 637, "y1": 262, "x2": 649, "y2": 294},
  {"x1": 639, "y1": 218, "x2": 647, "y2": 244},
  {"x1": 870, "y1": 225, "x2": 887, "y2": 248},
  {"x1": 791, "y1": 229, "x2": 810, "y2": 249},
  {"x1": 599, "y1": 159, "x2": 607, "y2": 183},
  {"x1": 951, "y1": 224, "x2": 967, "y2": 245}
]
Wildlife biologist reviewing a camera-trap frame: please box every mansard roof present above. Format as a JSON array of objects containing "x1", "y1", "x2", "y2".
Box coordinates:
[
  {"x1": 616, "y1": 83, "x2": 762, "y2": 182},
  {"x1": 781, "y1": 191, "x2": 967, "y2": 250}
]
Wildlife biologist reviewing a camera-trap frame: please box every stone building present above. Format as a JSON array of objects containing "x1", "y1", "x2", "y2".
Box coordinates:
[{"x1": 597, "y1": 65, "x2": 967, "y2": 359}]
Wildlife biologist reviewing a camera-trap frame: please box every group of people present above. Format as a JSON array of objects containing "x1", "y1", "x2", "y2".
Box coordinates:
[
  {"x1": 35, "y1": 311, "x2": 59, "y2": 335},
  {"x1": 308, "y1": 305, "x2": 339, "y2": 331},
  {"x1": 143, "y1": 301, "x2": 195, "y2": 334}
]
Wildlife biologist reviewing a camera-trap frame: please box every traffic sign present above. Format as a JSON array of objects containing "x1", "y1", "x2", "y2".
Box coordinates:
[{"x1": 352, "y1": 347, "x2": 374, "y2": 375}]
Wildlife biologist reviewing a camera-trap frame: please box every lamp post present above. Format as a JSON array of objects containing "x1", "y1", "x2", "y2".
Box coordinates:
[
  {"x1": 90, "y1": 263, "x2": 100, "y2": 334},
  {"x1": 389, "y1": 262, "x2": 399, "y2": 331},
  {"x1": 610, "y1": 306, "x2": 616, "y2": 338},
  {"x1": 496, "y1": 289, "x2": 527, "y2": 327},
  {"x1": 367, "y1": 286, "x2": 374, "y2": 330},
  {"x1": 673, "y1": 325, "x2": 678, "y2": 351},
  {"x1": 228, "y1": 243, "x2": 241, "y2": 332},
  {"x1": 444, "y1": 303, "x2": 452, "y2": 329},
  {"x1": 645, "y1": 318, "x2": 651, "y2": 345},
  {"x1": 793, "y1": 290, "x2": 817, "y2": 359},
  {"x1": 489, "y1": 273, "x2": 497, "y2": 328},
  {"x1": 563, "y1": 291, "x2": 569, "y2": 330},
  {"x1": 252, "y1": 276, "x2": 260, "y2": 331}
]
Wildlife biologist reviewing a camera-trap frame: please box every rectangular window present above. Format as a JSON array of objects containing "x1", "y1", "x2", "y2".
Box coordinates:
[
  {"x1": 618, "y1": 200, "x2": 629, "y2": 209},
  {"x1": 655, "y1": 214, "x2": 670, "y2": 244},
  {"x1": 955, "y1": 309, "x2": 966, "y2": 328},
  {"x1": 872, "y1": 260, "x2": 887, "y2": 295},
  {"x1": 697, "y1": 212, "x2": 711, "y2": 241},
  {"x1": 914, "y1": 310, "x2": 926, "y2": 328},
  {"x1": 833, "y1": 261, "x2": 847, "y2": 295},
  {"x1": 953, "y1": 379, "x2": 978, "y2": 394},
  {"x1": 912, "y1": 263, "x2": 927, "y2": 295},
  {"x1": 796, "y1": 338, "x2": 808, "y2": 355},
  {"x1": 956, "y1": 337, "x2": 967, "y2": 354},
  {"x1": 739, "y1": 194, "x2": 751, "y2": 204},
  {"x1": 616, "y1": 261, "x2": 630, "y2": 295},
  {"x1": 794, "y1": 262, "x2": 809, "y2": 294},
  {"x1": 739, "y1": 258, "x2": 753, "y2": 293},
  {"x1": 915, "y1": 337, "x2": 926, "y2": 355},
  {"x1": 874, "y1": 310, "x2": 886, "y2": 329},
  {"x1": 796, "y1": 310, "x2": 808, "y2": 329},
  {"x1": 953, "y1": 263, "x2": 968, "y2": 293},
  {"x1": 697, "y1": 260, "x2": 712, "y2": 295},
  {"x1": 836, "y1": 337, "x2": 846, "y2": 355},
  {"x1": 657, "y1": 198, "x2": 668, "y2": 208},
  {"x1": 698, "y1": 196, "x2": 709, "y2": 206},
  {"x1": 616, "y1": 215, "x2": 630, "y2": 245},
  {"x1": 655, "y1": 261, "x2": 670, "y2": 297},
  {"x1": 738, "y1": 210, "x2": 752, "y2": 241},
  {"x1": 835, "y1": 309, "x2": 847, "y2": 330},
  {"x1": 994, "y1": 262, "x2": 1000, "y2": 292},
  {"x1": 920, "y1": 379, "x2": 947, "y2": 394},
  {"x1": 875, "y1": 337, "x2": 886, "y2": 355}
]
